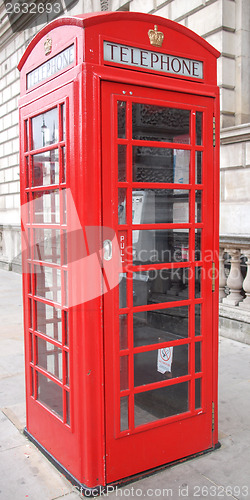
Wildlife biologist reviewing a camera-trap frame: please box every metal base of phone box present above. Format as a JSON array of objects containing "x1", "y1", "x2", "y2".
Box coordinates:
[{"x1": 24, "y1": 428, "x2": 221, "y2": 497}]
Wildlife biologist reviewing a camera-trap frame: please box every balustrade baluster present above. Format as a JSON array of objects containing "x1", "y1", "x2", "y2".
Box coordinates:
[
  {"x1": 239, "y1": 250, "x2": 250, "y2": 310},
  {"x1": 219, "y1": 247, "x2": 227, "y2": 302},
  {"x1": 222, "y1": 248, "x2": 243, "y2": 306}
]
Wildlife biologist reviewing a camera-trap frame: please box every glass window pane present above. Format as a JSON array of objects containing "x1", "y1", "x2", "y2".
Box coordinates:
[
  {"x1": 32, "y1": 108, "x2": 58, "y2": 150},
  {"x1": 120, "y1": 396, "x2": 129, "y2": 432},
  {"x1": 32, "y1": 149, "x2": 59, "y2": 186},
  {"x1": 62, "y1": 146, "x2": 66, "y2": 183},
  {"x1": 195, "y1": 342, "x2": 201, "y2": 373},
  {"x1": 64, "y1": 311, "x2": 68, "y2": 346},
  {"x1": 120, "y1": 356, "x2": 128, "y2": 391},
  {"x1": 61, "y1": 103, "x2": 65, "y2": 142},
  {"x1": 119, "y1": 314, "x2": 128, "y2": 350},
  {"x1": 134, "y1": 382, "x2": 189, "y2": 426},
  {"x1": 119, "y1": 273, "x2": 127, "y2": 308},
  {"x1": 195, "y1": 151, "x2": 202, "y2": 184},
  {"x1": 133, "y1": 147, "x2": 190, "y2": 184},
  {"x1": 118, "y1": 188, "x2": 126, "y2": 224},
  {"x1": 36, "y1": 302, "x2": 62, "y2": 342},
  {"x1": 62, "y1": 189, "x2": 67, "y2": 224},
  {"x1": 132, "y1": 104, "x2": 190, "y2": 143},
  {"x1": 195, "y1": 304, "x2": 201, "y2": 337},
  {"x1": 133, "y1": 268, "x2": 189, "y2": 307},
  {"x1": 37, "y1": 372, "x2": 63, "y2": 419},
  {"x1": 195, "y1": 378, "x2": 201, "y2": 409},
  {"x1": 34, "y1": 265, "x2": 61, "y2": 303},
  {"x1": 118, "y1": 145, "x2": 126, "y2": 182},
  {"x1": 133, "y1": 306, "x2": 189, "y2": 347},
  {"x1": 33, "y1": 190, "x2": 60, "y2": 224},
  {"x1": 134, "y1": 344, "x2": 189, "y2": 387},
  {"x1": 117, "y1": 101, "x2": 126, "y2": 138},
  {"x1": 25, "y1": 120, "x2": 29, "y2": 151},
  {"x1": 195, "y1": 229, "x2": 202, "y2": 261},
  {"x1": 66, "y1": 391, "x2": 70, "y2": 425},
  {"x1": 34, "y1": 228, "x2": 60, "y2": 264},
  {"x1": 132, "y1": 189, "x2": 189, "y2": 224},
  {"x1": 65, "y1": 351, "x2": 70, "y2": 386},
  {"x1": 195, "y1": 266, "x2": 202, "y2": 298},
  {"x1": 195, "y1": 190, "x2": 202, "y2": 223},
  {"x1": 133, "y1": 229, "x2": 189, "y2": 265},
  {"x1": 196, "y1": 112, "x2": 203, "y2": 145},
  {"x1": 25, "y1": 157, "x2": 29, "y2": 187},
  {"x1": 37, "y1": 338, "x2": 63, "y2": 380}
]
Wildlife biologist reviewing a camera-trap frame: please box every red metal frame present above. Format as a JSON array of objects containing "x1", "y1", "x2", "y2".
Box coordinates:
[{"x1": 18, "y1": 12, "x2": 220, "y2": 490}]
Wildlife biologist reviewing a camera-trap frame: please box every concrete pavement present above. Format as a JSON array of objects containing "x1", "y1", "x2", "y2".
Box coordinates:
[{"x1": 0, "y1": 268, "x2": 249, "y2": 499}]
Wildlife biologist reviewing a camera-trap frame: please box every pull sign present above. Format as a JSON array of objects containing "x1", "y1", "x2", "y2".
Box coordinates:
[{"x1": 103, "y1": 239, "x2": 112, "y2": 261}]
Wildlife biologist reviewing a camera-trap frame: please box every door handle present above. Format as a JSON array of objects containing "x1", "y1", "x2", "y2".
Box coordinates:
[{"x1": 103, "y1": 239, "x2": 112, "y2": 261}]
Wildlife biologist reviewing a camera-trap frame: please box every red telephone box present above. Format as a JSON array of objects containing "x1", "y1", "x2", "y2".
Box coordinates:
[{"x1": 18, "y1": 12, "x2": 220, "y2": 493}]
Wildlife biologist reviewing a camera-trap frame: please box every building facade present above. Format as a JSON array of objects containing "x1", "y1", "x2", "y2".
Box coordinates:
[{"x1": 0, "y1": 0, "x2": 250, "y2": 339}]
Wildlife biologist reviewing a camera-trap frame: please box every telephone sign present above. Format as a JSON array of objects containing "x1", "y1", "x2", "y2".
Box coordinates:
[{"x1": 18, "y1": 11, "x2": 220, "y2": 494}]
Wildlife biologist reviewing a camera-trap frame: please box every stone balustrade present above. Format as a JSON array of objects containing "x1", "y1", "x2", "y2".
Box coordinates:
[{"x1": 219, "y1": 235, "x2": 250, "y2": 310}]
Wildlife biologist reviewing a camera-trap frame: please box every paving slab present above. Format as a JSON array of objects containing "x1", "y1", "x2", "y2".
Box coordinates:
[{"x1": 0, "y1": 269, "x2": 250, "y2": 500}]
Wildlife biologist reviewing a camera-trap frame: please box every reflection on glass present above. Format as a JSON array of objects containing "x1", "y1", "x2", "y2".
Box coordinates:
[
  {"x1": 33, "y1": 190, "x2": 60, "y2": 224},
  {"x1": 34, "y1": 265, "x2": 61, "y2": 303},
  {"x1": 64, "y1": 311, "x2": 68, "y2": 346},
  {"x1": 132, "y1": 147, "x2": 190, "y2": 184},
  {"x1": 32, "y1": 108, "x2": 58, "y2": 150},
  {"x1": 195, "y1": 152, "x2": 202, "y2": 184},
  {"x1": 64, "y1": 271, "x2": 68, "y2": 307},
  {"x1": 120, "y1": 356, "x2": 128, "y2": 390},
  {"x1": 118, "y1": 144, "x2": 126, "y2": 182},
  {"x1": 120, "y1": 396, "x2": 129, "y2": 431},
  {"x1": 195, "y1": 229, "x2": 202, "y2": 261},
  {"x1": 37, "y1": 338, "x2": 62, "y2": 380},
  {"x1": 117, "y1": 101, "x2": 126, "y2": 138},
  {"x1": 37, "y1": 372, "x2": 63, "y2": 418},
  {"x1": 119, "y1": 273, "x2": 127, "y2": 308},
  {"x1": 133, "y1": 269, "x2": 189, "y2": 307},
  {"x1": 134, "y1": 344, "x2": 188, "y2": 387},
  {"x1": 62, "y1": 230, "x2": 67, "y2": 265},
  {"x1": 30, "y1": 333, "x2": 33, "y2": 362},
  {"x1": 62, "y1": 189, "x2": 67, "y2": 224},
  {"x1": 195, "y1": 191, "x2": 202, "y2": 223},
  {"x1": 195, "y1": 378, "x2": 201, "y2": 409},
  {"x1": 195, "y1": 304, "x2": 201, "y2": 337},
  {"x1": 132, "y1": 189, "x2": 189, "y2": 224},
  {"x1": 196, "y1": 112, "x2": 203, "y2": 145},
  {"x1": 134, "y1": 382, "x2": 189, "y2": 426},
  {"x1": 132, "y1": 229, "x2": 189, "y2": 265},
  {"x1": 25, "y1": 120, "x2": 29, "y2": 151},
  {"x1": 61, "y1": 103, "x2": 65, "y2": 142},
  {"x1": 32, "y1": 149, "x2": 59, "y2": 186},
  {"x1": 34, "y1": 228, "x2": 60, "y2": 263},
  {"x1": 66, "y1": 391, "x2": 70, "y2": 425},
  {"x1": 62, "y1": 146, "x2": 66, "y2": 183},
  {"x1": 195, "y1": 342, "x2": 201, "y2": 373},
  {"x1": 36, "y1": 302, "x2": 62, "y2": 341},
  {"x1": 133, "y1": 306, "x2": 189, "y2": 347},
  {"x1": 132, "y1": 104, "x2": 190, "y2": 143},
  {"x1": 25, "y1": 157, "x2": 29, "y2": 187},
  {"x1": 119, "y1": 315, "x2": 128, "y2": 350},
  {"x1": 65, "y1": 351, "x2": 70, "y2": 385},
  {"x1": 195, "y1": 266, "x2": 202, "y2": 298},
  {"x1": 118, "y1": 188, "x2": 126, "y2": 224}
]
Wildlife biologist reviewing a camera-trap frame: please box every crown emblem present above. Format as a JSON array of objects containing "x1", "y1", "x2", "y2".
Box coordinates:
[
  {"x1": 44, "y1": 36, "x2": 52, "y2": 56},
  {"x1": 148, "y1": 25, "x2": 164, "y2": 47}
]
